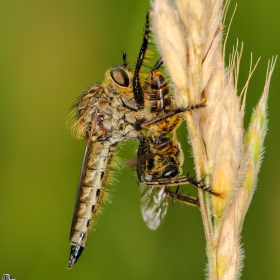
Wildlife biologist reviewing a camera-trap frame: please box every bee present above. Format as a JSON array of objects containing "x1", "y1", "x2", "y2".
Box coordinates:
[
  {"x1": 128, "y1": 12, "x2": 214, "y2": 230},
  {"x1": 131, "y1": 58, "x2": 204, "y2": 230}
]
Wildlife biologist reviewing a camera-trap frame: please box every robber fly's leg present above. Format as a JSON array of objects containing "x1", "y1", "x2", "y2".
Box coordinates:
[
  {"x1": 135, "y1": 103, "x2": 206, "y2": 131},
  {"x1": 164, "y1": 187, "x2": 200, "y2": 207},
  {"x1": 133, "y1": 12, "x2": 151, "y2": 109},
  {"x1": 138, "y1": 173, "x2": 219, "y2": 196}
]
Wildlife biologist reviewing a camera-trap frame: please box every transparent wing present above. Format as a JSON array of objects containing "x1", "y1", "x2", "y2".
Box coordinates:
[{"x1": 140, "y1": 184, "x2": 168, "y2": 230}]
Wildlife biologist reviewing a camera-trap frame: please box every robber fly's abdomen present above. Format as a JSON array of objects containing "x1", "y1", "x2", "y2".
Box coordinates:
[{"x1": 68, "y1": 140, "x2": 116, "y2": 268}]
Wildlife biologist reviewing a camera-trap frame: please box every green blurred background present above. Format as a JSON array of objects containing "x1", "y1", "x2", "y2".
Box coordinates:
[{"x1": 0, "y1": 0, "x2": 279, "y2": 279}]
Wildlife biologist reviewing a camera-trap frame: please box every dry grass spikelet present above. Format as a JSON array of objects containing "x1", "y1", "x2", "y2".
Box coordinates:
[{"x1": 152, "y1": 0, "x2": 277, "y2": 279}]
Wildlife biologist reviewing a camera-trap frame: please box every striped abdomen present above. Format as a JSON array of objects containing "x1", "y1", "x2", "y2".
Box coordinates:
[
  {"x1": 68, "y1": 140, "x2": 116, "y2": 268},
  {"x1": 144, "y1": 70, "x2": 171, "y2": 114}
]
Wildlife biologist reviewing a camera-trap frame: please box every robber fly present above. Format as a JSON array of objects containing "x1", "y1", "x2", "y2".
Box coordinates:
[
  {"x1": 67, "y1": 12, "x2": 155, "y2": 269},
  {"x1": 67, "y1": 53, "x2": 144, "y2": 268}
]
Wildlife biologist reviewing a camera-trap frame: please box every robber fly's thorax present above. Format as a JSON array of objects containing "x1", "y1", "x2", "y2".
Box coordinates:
[{"x1": 70, "y1": 66, "x2": 142, "y2": 144}]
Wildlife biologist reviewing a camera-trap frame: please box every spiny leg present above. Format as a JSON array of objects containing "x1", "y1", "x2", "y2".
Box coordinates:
[
  {"x1": 135, "y1": 102, "x2": 206, "y2": 131},
  {"x1": 164, "y1": 186, "x2": 199, "y2": 207},
  {"x1": 138, "y1": 172, "x2": 218, "y2": 196},
  {"x1": 133, "y1": 11, "x2": 151, "y2": 109}
]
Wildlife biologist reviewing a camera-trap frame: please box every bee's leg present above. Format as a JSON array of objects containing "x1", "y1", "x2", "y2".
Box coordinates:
[
  {"x1": 133, "y1": 11, "x2": 151, "y2": 109},
  {"x1": 135, "y1": 103, "x2": 206, "y2": 131},
  {"x1": 137, "y1": 173, "x2": 219, "y2": 196},
  {"x1": 151, "y1": 57, "x2": 163, "y2": 71},
  {"x1": 164, "y1": 187, "x2": 200, "y2": 207}
]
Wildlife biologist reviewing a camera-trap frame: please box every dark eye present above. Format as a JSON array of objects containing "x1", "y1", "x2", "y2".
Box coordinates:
[
  {"x1": 110, "y1": 67, "x2": 130, "y2": 87},
  {"x1": 161, "y1": 165, "x2": 179, "y2": 178}
]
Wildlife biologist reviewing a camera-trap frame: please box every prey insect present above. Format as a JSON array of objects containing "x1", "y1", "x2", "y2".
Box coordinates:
[
  {"x1": 130, "y1": 58, "x2": 202, "y2": 230},
  {"x1": 129, "y1": 12, "x2": 217, "y2": 229}
]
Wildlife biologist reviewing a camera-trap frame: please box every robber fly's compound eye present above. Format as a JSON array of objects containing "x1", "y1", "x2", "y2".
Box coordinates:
[{"x1": 110, "y1": 67, "x2": 130, "y2": 87}]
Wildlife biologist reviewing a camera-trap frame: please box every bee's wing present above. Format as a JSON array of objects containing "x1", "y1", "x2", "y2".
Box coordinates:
[
  {"x1": 140, "y1": 184, "x2": 168, "y2": 230},
  {"x1": 128, "y1": 136, "x2": 169, "y2": 230}
]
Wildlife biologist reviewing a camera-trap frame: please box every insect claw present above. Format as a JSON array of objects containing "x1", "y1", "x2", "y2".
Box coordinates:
[
  {"x1": 134, "y1": 117, "x2": 147, "y2": 131},
  {"x1": 196, "y1": 197, "x2": 200, "y2": 207},
  {"x1": 210, "y1": 190, "x2": 220, "y2": 196}
]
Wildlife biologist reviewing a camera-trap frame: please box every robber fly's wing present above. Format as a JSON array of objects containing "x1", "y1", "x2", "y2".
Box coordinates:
[
  {"x1": 140, "y1": 184, "x2": 169, "y2": 230},
  {"x1": 69, "y1": 122, "x2": 96, "y2": 238}
]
